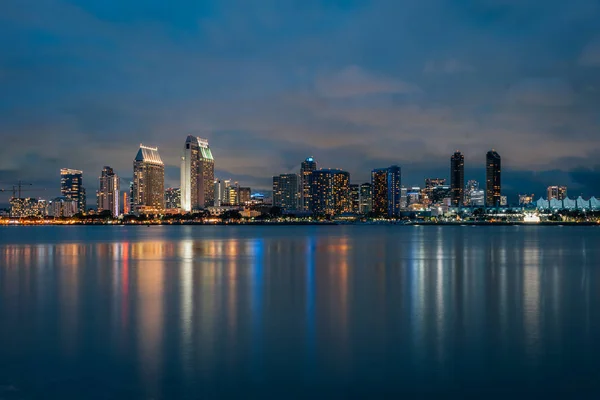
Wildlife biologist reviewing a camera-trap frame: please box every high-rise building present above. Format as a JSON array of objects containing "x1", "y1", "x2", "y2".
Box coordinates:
[
  {"x1": 470, "y1": 190, "x2": 485, "y2": 206},
  {"x1": 371, "y1": 166, "x2": 401, "y2": 217},
  {"x1": 239, "y1": 187, "x2": 251, "y2": 205},
  {"x1": 97, "y1": 166, "x2": 120, "y2": 217},
  {"x1": 301, "y1": 157, "x2": 317, "y2": 211},
  {"x1": 9, "y1": 198, "x2": 47, "y2": 218},
  {"x1": 48, "y1": 197, "x2": 78, "y2": 218},
  {"x1": 485, "y1": 150, "x2": 501, "y2": 207},
  {"x1": 273, "y1": 174, "x2": 300, "y2": 212},
  {"x1": 430, "y1": 185, "x2": 452, "y2": 204},
  {"x1": 387, "y1": 165, "x2": 401, "y2": 217},
  {"x1": 547, "y1": 186, "x2": 567, "y2": 200},
  {"x1": 401, "y1": 186, "x2": 408, "y2": 208},
  {"x1": 60, "y1": 168, "x2": 86, "y2": 214},
  {"x1": 310, "y1": 169, "x2": 350, "y2": 215},
  {"x1": 423, "y1": 178, "x2": 446, "y2": 205},
  {"x1": 350, "y1": 184, "x2": 360, "y2": 213},
  {"x1": 359, "y1": 183, "x2": 372, "y2": 213},
  {"x1": 165, "y1": 188, "x2": 181, "y2": 210},
  {"x1": 128, "y1": 181, "x2": 134, "y2": 213},
  {"x1": 181, "y1": 136, "x2": 215, "y2": 211},
  {"x1": 123, "y1": 192, "x2": 130, "y2": 215},
  {"x1": 133, "y1": 144, "x2": 165, "y2": 212},
  {"x1": 450, "y1": 151, "x2": 465, "y2": 207}
]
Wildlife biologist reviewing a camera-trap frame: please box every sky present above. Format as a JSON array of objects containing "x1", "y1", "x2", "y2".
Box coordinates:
[{"x1": 1, "y1": 0, "x2": 600, "y2": 204}]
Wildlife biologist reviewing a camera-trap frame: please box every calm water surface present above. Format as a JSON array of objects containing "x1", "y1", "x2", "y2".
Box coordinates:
[{"x1": 1, "y1": 225, "x2": 600, "y2": 398}]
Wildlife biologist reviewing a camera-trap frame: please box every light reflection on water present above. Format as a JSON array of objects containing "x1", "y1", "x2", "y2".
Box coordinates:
[{"x1": 1, "y1": 225, "x2": 600, "y2": 397}]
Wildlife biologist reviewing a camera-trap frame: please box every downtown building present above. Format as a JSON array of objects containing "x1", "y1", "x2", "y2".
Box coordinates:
[
  {"x1": 547, "y1": 186, "x2": 567, "y2": 200},
  {"x1": 133, "y1": 145, "x2": 165, "y2": 212},
  {"x1": 300, "y1": 157, "x2": 317, "y2": 212},
  {"x1": 450, "y1": 151, "x2": 465, "y2": 207},
  {"x1": 273, "y1": 174, "x2": 300, "y2": 212},
  {"x1": 97, "y1": 166, "x2": 120, "y2": 217},
  {"x1": 485, "y1": 150, "x2": 502, "y2": 207},
  {"x1": 371, "y1": 165, "x2": 401, "y2": 217},
  {"x1": 181, "y1": 135, "x2": 215, "y2": 211},
  {"x1": 310, "y1": 169, "x2": 351, "y2": 216},
  {"x1": 61, "y1": 168, "x2": 86, "y2": 214},
  {"x1": 165, "y1": 188, "x2": 181, "y2": 210},
  {"x1": 359, "y1": 183, "x2": 372, "y2": 213}
]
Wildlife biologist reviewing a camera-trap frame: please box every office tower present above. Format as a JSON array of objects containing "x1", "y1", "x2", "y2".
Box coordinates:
[
  {"x1": 128, "y1": 181, "x2": 134, "y2": 213},
  {"x1": 464, "y1": 180, "x2": 479, "y2": 205},
  {"x1": 213, "y1": 179, "x2": 223, "y2": 206},
  {"x1": 227, "y1": 183, "x2": 239, "y2": 206},
  {"x1": 485, "y1": 150, "x2": 501, "y2": 207},
  {"x1": 401, "y1": 186, "x2": 408, "y2": 208},
  {"x1": 359, "y1": 183, "x2": 372, "y2": 213},
  {"x1": 165, "y1": 188, "x2": 181, "y2": 209},
  {"x1": 387, "y1": 165, "x2": 401, "y2": 217},
  {"x1": 450, "y1": 151, "x2": 465, "y2": 207},
  {"x1": 133, "y1": 144, "x2": 165, "y2": 212},
  {"x1": 547, "y1": 186, "x2": 567, "y2": 200},
  {"x1": 407, "y1": 189, "x2": 421, "y2": 206},
  {"x1": 422, "y1": 178, "x2": 446, "y2": 205},
  {"x1": 97, "y1": 166, "x2": 120, "y2": 217},
  {"x1": 430, "y1": 185, "x2": 452, "y2": 204},
  {"x1": 61, "y1": 168, "x2": 86, "y2": 214},
  {"x1": 518, "y1": 194, "x2": 535, "y2": 205},
  {"x1": 273, "y1": 174, "x2": 300, "y2": 212},
  {"x1": 371, "y1": 166, "x2": 401, "y2": 217},
  {"x1": 310, "y1": 169, "x2": 350, "y2": 215},
  {"x1": 238, "y1": 187, "x2": 251, "y2": 205},
  {"x1": 500, "y1": 196, "x2": 508, "y2": 207},
  {"x1": 349, "y1": 184, "x2": 360, "y2": 213},
  {"x1": 181, "y1": 136, "x2": 215, "y2": 211},
  {"x1": 301, "y1": 157, "x2": 317, "y2": 211},
  {"x1": 123, "y1": 192, "x2": 130, "y2": 215},
  {"x1": 470, "y1": 190, "x2": 485, "y2": 206},
  {"x1": 371, "y1": 168, "x2": 388, "y2": 216}
]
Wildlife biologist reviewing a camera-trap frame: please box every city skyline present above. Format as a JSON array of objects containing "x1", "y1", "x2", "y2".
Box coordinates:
[{"x1": 1, "y1": 1, "x2": 599, "y2": 204}]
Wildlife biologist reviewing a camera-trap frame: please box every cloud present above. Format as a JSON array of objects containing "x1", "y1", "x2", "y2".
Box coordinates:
[
  {"x1": 579, "y1": 37, "x2": 600, "y2": 66},
  {"x1": 423, "y1": 59, "x2": 475, "y2": 74},
  {"x1": 506, "y1": 78, "x2": 575, "y2": 106},
  {"x1": 315, "y1": 66, "x2": 421, "y2": 98}
]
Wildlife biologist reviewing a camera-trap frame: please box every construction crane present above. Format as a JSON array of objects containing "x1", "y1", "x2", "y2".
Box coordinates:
[{"x1": 0, "y1": 181, "x2": 34, "y2": 199}]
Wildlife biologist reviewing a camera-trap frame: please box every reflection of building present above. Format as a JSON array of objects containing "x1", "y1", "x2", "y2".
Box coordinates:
[
  {"x1": 9, "y1": 198, "x2": 47, "y2": 217},
  {"x1": 48, "y1": 197, "x2": 78, "y2": 217},
  {"x1": 450, "y1": 151, "x2": 465, "y2": 207},
  {"x1": 310, "y1": 169, "x2": 350, "y2": 215},
  {"x1": 273, "y1": 174, "x2": 300, "y2": 212},
  {"x1": 359, "y1": 183, "x2": 372, "y2": 213},
  {"x1": 61, "y1": 168, "x2": 86, "y2": 213},
  {"x1": 371, "y1": 165, "x2": 401, "y2": 217},
  {"x1": 519, "y1": 194, "x2": 535, "y2": 205},
  {"x1": 181, "y1": 136, "x2": 215, "y2": 210},
  {"x1": 350, "y1": 184, "x2": 360, "y2": 213},
  {"x1": 133, "y1": 145, "x2": 165, "y2": 212},
  {"x1": 547, "y1": 186, "x2": 567, "y2": 200},
  {"x1": 486, "y1": 150, "x2": 501, "y2": 207},
  {"x1": 301, "y1": 157, "x2": 317, "y2": 212},
  {"x1": 165, "y1": 188, "x2": 181, "y2": 210},
  {"x1": 97, "y1": 166, "x2": 120, "y2": 217}
]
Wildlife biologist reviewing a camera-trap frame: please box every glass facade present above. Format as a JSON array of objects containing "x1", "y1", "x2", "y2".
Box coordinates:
[
  {"x1": 485, "y1": 150, "x2": 501, "y2": 207},
  {"x1": 133, "y1": 145, "x2": 165, "y2": 212},
  {"x1": 300, "y1": 157, "x2": 317, "y2": 212},
  {"x1": 60, "y1": 168, "x2": 86, "y2": 214},
  {"x1": 450, "y1": 151, "x2": 465, "y2": 207},
  {"x1": 310, "y1": 169, "x2": 350, "y2": 216},
  {"x1": 273, "y1": 174, "x2": 300, "y2": 212}
]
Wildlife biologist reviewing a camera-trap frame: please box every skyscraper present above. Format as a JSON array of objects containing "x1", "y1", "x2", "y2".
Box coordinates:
[
  {"x1": 485, "y1": 150, "x2": 502, "y2": 207},
  {"x1": 300, "y1": 157, "x2": 317, "y2": 212},
  {"x1": 97, "y1": 166, "x2": 120, "y2": 217},
  {"x1": 165, "y1": 188, "x2": 181, "y2": 209},
  {"x1": 181, "y1": 136, "x2": 215, "y2": 211},
  {"x1": 350, "y1": 184, "x2": 360, "y2": 213},
  {"x1": 371, "y1": 165, "x2": 401, "y2": 217},
  {"x1": 450, "y1": 151, "x2": 465, "y2": 207},
  {"x1": 60, "y1": 168, "x2": 86, "y2": 214},
  {"x1": 547, "y1": 186, "x2": 567, "y2": 200},
  {"x1": 359, "y1": 183, "x2": 372, "y2": 213},
  {"x1": 273, "y1": 174, "x2": 300, "y2": 212},
  {"x1": 238, "y1": 187, "x2": 251, "y2": 205},
  {"x1": 133, "y1": 144, "x2": 165, "y2": 212},
  {"x1": 310, "y1": 169, "x2": 350, "y2": 216}
]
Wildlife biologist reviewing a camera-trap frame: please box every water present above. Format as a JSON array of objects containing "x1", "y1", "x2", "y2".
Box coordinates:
[{"x1": 1, "y1": 225, "x2": 600, "y2": 398}]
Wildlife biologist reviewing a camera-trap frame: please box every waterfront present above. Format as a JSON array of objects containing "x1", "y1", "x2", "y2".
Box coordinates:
[{"x1": 1, "y1": 225, "x2": 600, "y2": 398}]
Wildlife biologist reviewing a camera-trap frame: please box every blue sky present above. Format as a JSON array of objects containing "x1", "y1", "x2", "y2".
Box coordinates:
[{"x1": 1, "y1": 0, "x2": 600, "y2": 202}]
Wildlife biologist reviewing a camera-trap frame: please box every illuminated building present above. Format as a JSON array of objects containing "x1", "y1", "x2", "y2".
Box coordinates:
[
  {"x1": 371, "y1": 166, "x2": 401, "y2": 217},
  {"x1": 430, "y1": 185, "x2": 451, "y2": 204},
  {"x1": 500, "y1": 196, "x2": 508, "y2": 206},
  {"x1": 350, "y1": 184, "x2": 360, "y2": 213},
  {"x1": 48, "y1": 197, "x2": 78, "y2": 217},
  {"x1": 485, "y1": 150, "x2": 501, "y2": 207},
  {"x1": 300, "y1": 157, "x2": 317, "y2": 212},
  {"x1": 423, "y1": 178, "x2": 446, "y2": 204},
  {"x1": 470, "y1": 190, "x2": 485, "y2": 206},
  {"x1": 181, "y1": 136, "x2": 215, "y2": 211},
  {"x1": 401, "y1": 186, "x2": 408, "y2": 208},
  {"x1": 464, "y1": 180, "x2": 479, "y2": 204},
  {"x1": 123, "y1": 192, "x2": 130, "y2": 214},
  {"x1": 450, "y1": 151, "x2": 465, "y2": 207},
  {"x1": 133, "y1": 144, "x2": 165, "y2": 212},
  {"x1": 61, "y1": 168, "x2": 86, "y2": 214},
  {"x1": 273, "y1": 174, "x2": 300, "y2": 212},
  {"x1": 238, "y1": 187, "x2": 251, "y2": 205},
  {"x1": 310, "y1": 169, "x2": 350, "y2": 216},
  {"x1": 226, "y1": 183, "x2": 239, "y2": 206},
  {"x1": 165, "y1": 188, "x2": 181, "y2": 210},
  {"x1": 519, "y1": 194, "x2": 535, "y2": 205},
  {"x1": 9, "y1": 198, "x2": 47, "y2": 218},
  {"x1": 359, "y1": 183, "x2": 372, "y2": 213},
  {"x1": 97, "y1": 166, "x2": 120, "y2": 217},
  {"x1": 407, "y1": 189, "x2": 421, "y2": 205},
  {"x1": 547, "y1": 186, "x2": 567, "y2": 200}
]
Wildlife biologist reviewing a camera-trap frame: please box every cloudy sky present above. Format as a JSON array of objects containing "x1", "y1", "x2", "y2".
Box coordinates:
[{"x1": 1, "y1": 0, "x2": 600, "y2": 203}]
